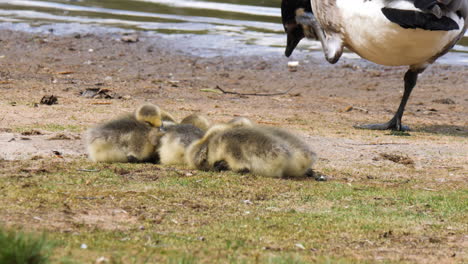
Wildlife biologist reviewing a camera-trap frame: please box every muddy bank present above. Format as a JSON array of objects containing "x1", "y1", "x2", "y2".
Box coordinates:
[{"x1": 0, "y1": 29, "x2": 466, "y2": 179}]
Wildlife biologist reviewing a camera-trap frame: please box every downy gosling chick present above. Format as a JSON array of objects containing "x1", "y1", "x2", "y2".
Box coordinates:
[
  {"x1": 155, "y1": 124, "x2": 205, "y2": 165},
  {"x1": 86, "y1": 103, "x2": 163, "y2": 163},
  {"x1": 258, "y1": 126, "x2": 319, "y2": 179},
  {"x1": 233, "y1": 118, "x2": 317, "y2": 177},
  {"x1": 147, "y1": 113, "x2": 209, "y2": 165},
  {"x1": 230, "y1": 117, "x2": 320, "y2": 179},
  {"x1": 180, "y1": 113, "x2": 211, "y2": 131},
  {"x1": 161, "y1": 109, "x2": 178, "y2": 126},
  {"x1": 227, "y1": 117, "x2": 255, "y2": 127},
  {"x1": 185, "y1": 121, "x2": 316, "y2": 178}
]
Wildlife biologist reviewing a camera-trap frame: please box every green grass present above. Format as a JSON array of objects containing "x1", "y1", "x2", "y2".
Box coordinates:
[
  {"x1": 0, "y1": 228, "x2": 55, "y2": 264},
  {"x1": 0, "y1": 158, "x2": 466, "y2": 263},
  {"x1": 13, "y1": 124, "x2": 83, "y2": 133}
]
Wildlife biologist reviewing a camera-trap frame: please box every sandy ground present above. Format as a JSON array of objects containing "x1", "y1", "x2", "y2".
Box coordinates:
[{"x1": 0, "y1": 29, "x2": 466, "y2": 178}]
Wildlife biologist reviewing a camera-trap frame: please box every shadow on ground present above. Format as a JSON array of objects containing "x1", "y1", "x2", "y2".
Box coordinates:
[{"x1": 415, "y1": 125, "x2": 468, "y2": 137}]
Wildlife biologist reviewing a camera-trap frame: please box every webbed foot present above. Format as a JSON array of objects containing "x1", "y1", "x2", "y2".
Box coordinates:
[
  {"x1": 354, "y1": 118, "x2": 410, "y2": 131},
  {"x1": 213, "y1": 160, "x2": 230, "y2": 172},
  {"x1": 237, "y1": 168, "x2": 250, "y2": 175},
  {"x1": 305, "y1": 169, "x2": 328, "y2": 181},
  {"x1": 127, "y1": 155, "x2": 140, "y2": 163}
]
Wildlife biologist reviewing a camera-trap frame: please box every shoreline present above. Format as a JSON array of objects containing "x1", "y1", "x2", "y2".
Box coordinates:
[{"x1": 1, "y1": 21, "x2": 468, "y2": 64}]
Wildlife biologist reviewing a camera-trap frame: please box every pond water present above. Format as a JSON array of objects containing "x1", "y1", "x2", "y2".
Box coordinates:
[{"x1": 0, "y1": 0, "x2": 467, "y2": 64}]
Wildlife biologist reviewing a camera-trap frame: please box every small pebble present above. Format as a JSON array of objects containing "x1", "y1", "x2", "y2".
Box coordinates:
[
  {"x1": 295, "y1": 243, "x2": 306, "y2": 250},
  {"x1": 288, "y1": 61, "x2": 299, "y2": 72}
]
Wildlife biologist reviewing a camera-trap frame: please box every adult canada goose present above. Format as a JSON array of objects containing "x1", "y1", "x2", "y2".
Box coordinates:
[
  {"x1": 185, "y1": 122, "x2": 316, "y2": 178},
  {"x1": 282, "y1": 0, "x2": 467, "y2": 130},
  {"x1": 86, "y1": 104, "x2": 163, "y2": 163}
]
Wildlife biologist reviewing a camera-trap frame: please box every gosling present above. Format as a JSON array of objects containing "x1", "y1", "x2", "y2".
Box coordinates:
[
  {"x1": 86, "y1": 103, "x2": 163, "y2": 163},
  {"x1": 229, "y1": 117, "x2": 317, "y2": 177},
  {"x1": 185, "y1": 121, "x2": 316, "y2": 178},
  {"x1": 155, "y1": 124, "x2": 205, "y2": 165},
  {"x1": 146, "y1": 113, "x2": 210, "y2": 165},
  {"x1": 180, "y1": 113, "x2": 211, "y2": 131},
  {"x1": 229, "y1": 117, "x2": 319, "y2": 178},
  {"x1": 262, "y1": 126, "x2": 317, "y2": 175},
  {"x1": 161, "y1": 109, "x2": 178, "y2": 126}
]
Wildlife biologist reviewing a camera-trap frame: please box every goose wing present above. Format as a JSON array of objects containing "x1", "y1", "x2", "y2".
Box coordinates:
[{"x1": 382, "y1": 0, "x2": 467, "y2": 30}]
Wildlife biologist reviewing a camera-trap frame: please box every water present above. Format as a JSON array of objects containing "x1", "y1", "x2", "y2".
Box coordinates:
[{"x1": 0, "y1": 0, "x2": 467, "y2": 64}]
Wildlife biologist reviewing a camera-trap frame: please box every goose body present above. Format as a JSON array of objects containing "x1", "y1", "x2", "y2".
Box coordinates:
[
  {"x1": 312, "y1": 0, "x2": 466, "y2": 66},
  {"x1": 282, "y1": 0, "x2": 467, "y2": 130},
  {"x1": 332, "y1": 0, "x2": 465, "y2": 66}
]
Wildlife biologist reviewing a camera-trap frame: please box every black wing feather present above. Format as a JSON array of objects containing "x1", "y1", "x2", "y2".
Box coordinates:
[{"x1": 381, "y1": 7, "x2": 459, "y2": 31}]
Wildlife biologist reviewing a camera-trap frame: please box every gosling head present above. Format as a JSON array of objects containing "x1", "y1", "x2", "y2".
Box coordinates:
[
  {"x1": 181, "y1": 113, "x2": 211, "y2": 131},
  {"x1": 135, "y1": 103, "x2": 163, "y2": 128},
  {"x1": 227, "y1": 117, "x2": 255, "y2": 128}
]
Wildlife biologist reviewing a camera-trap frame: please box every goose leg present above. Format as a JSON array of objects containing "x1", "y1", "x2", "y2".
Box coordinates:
[{"x1": 355, "y1": 68, "x2": 423, "y2": 131}]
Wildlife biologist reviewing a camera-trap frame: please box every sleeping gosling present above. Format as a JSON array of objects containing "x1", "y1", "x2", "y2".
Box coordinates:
[
  {"x1": 154, "y1": 113, "x2": 210, "y2": 165},
  {"x1": 228, "y1": 117, "x2": 317, "y2": 177},
  {"x1": 227, "y1": 117, "x2": 255, "y2": 127},
  {"x1": 86, "y1": 103, "x2": 163, "y2": 163},
  {"x1": 259, "y1": 126, "x2": 318, "y2": 178},
  {"x1": 142, "y1": 113, "x2": 209, "y2": 165},
  {"x1": 180, "y1": 113, "x2": 211, "y2": 131},
  {"x1": 154, "y1": 124, "x2": 205, "y2": 165},
  {"x1": 161, "y1": 109, "x2": 178, "y2": 126},
  {"x1": 185, "y1": 121, "x2": 316, "y2": 178}
]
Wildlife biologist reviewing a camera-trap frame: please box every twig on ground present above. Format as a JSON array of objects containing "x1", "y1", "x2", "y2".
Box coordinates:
[
  {"x1": 77, "y1": 169, "x2": 100, "y2": 172},
  {"x1": 353, "y1": 106, "x2": 369, "y2": 113},
  {"x1": 351, "y1": 143, "x2": 410, "y2": 146},
  {"x1": 91, "y1": 102, "x2": 112, "y2": 105},
  {"x1": 214, "y1": 85, "x2": 294, "y2": 97}
]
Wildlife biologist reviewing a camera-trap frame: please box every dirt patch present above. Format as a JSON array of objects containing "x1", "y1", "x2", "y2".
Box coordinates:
[
  {"x1": 378, "y1": 153, "x2": 415, "y2": 166},
  {"x1": 0, "y1": 133, "x2": 85, "y2": 160},
  {"x1": 73, "y1": 209, "x2": 138, "y2": 231},
  {"x1": 40, "y1": 95, "x2": 58, "y2": 105}
]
